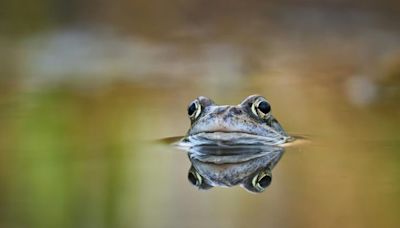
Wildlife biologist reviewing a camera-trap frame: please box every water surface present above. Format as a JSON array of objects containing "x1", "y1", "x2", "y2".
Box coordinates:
[{"x1": 0, "y1": 81, "x2": 399, "y2": 228}]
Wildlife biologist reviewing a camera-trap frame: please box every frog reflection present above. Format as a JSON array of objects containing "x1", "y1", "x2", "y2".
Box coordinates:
[{"x1": 186, "y1": 145, "x2": 284, "y2": 193}]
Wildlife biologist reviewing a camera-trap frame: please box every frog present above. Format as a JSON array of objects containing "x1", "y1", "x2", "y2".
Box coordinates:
[
  {"x1": 182, "y1": 95, "x2": 291, "y2": 146},
  {"x1": 186, "y1": 145, "x2": 284, "y2": 193}
]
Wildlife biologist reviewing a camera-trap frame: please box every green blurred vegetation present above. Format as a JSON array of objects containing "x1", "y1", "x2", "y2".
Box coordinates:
[{"x1": 0, "y1": 88, "x2": 144, "y2": 228}]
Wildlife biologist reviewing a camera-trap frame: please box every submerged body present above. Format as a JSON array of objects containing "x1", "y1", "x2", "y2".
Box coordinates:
[{"x1": 182, "y1": 95, "x2": 292, "y2": 146}]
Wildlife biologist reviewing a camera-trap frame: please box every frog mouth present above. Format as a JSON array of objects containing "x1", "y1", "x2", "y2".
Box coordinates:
[
  {"x1": 194, "y1": 130, "x2": 258, "y2": 135},
  {"x1": 190, "y1": 128, "x2": 284, "y2": 138},
  {"x1": 192, "y1": 130, "x2": 285, "y2": 139},
  {"x1": 187, "y1": 131, "x2": 290, "y2": 146},
  {"x1": 190, "y1": 130, "x2": 274, "y2": 138}
]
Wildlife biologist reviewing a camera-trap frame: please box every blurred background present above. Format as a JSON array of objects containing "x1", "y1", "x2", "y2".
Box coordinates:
[{"x1": 1, "y1": 0, "x2": 400, "y2": 227}]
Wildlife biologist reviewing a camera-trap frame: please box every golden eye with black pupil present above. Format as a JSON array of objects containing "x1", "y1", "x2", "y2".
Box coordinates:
[
  {"x1": 187, "y1": 103, "x2": 196, "y2": 116},
  {"x1": 188, "y1": 170, "x2": 202, "y2": 187},
  {"x1": 258, "y1": 101, "x2": 271, "y2": 114},
  {"x1": 251, "y1": 98, "x2": 271, "y2": 119},
  {"x1": 252, "y1": 170, "x2": 272, "y2": 192},
  {"x1": 187, "y1": 100, "x2": 202, "y2": 120}
]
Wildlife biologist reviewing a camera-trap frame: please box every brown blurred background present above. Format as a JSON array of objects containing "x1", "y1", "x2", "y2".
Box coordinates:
[{"x1": 0, "y1": 1, "x2": 399, "y2": 228}]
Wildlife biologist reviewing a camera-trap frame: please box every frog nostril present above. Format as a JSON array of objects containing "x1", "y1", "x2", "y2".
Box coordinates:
[
  {"x1": 215, "y1": 108, "x2": 226, "y2": 115},
  {"x1": 230, "y1": 107, "x2": 242, "y2": 115}
]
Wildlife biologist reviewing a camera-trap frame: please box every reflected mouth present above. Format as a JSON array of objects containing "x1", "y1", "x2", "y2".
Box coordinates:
[{"x1": 189, "y1": 131, "x2": 288, "y2": 140}]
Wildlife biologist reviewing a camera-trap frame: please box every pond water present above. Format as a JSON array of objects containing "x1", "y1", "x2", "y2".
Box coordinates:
[
  {"x1": 1, "y1": 78, "x2": 399, "y2": 228},
  {"x1": 1, "y1": 2, "x2": 400, "y2": 227}
]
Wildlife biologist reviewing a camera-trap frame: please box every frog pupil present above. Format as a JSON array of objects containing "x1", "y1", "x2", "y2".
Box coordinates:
[
  {"x1": 188, "y1": 103, "x2": 197, "y2": 116},
  {"x1": 258, "y1": 101, "x2": 271, "y2": 114},
  {"x1": 188, "y1": 172, "x2": 199, "y2": 186},
  {"x1": 258, "y1": 175, "x2": 271, "y2": 188}
]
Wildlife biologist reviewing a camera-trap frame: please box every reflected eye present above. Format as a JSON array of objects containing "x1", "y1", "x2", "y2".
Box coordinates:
[
  {"x1": 251, "y1": 98, "x2": 271, "y2": 119},
  {"x1": 252, "y1": 170, "x2": 272, "y2": 192},
  {"x1": 188, "y1": 170, "x2": 202, "y2": 187},
  {"x1": 187, "y1": 100, "x2": 202, "y2": 120}
]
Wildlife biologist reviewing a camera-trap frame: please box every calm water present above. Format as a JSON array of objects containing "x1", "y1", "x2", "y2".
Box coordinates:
[
  {"x1": 1, "y1": 81, "x2": 399, "y2": 228},
  {"x1": 1, "y1": 1, "x2": 400, "y2": 227}
]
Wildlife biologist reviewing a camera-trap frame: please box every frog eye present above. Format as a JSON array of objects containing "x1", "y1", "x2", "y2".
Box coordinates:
[
  {"x1": 251, "y1": 170, "x2": 272, "y2": 192},
  {"x1": 251, "y1": 98, "x2": 271, "y2": 119},
  {"x1": 188, "y1": 169, "x2": 202, "y2": 187},
  {"x1": 188, "y1": 100, "x2": 202, "y2": 120}
]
